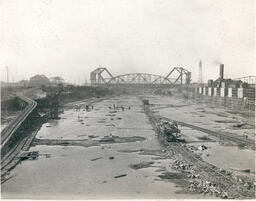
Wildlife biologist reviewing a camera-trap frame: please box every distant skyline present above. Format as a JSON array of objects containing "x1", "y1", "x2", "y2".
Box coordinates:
[{"x1": 1, "y1": 0, "x2": 255, "y2": 84}]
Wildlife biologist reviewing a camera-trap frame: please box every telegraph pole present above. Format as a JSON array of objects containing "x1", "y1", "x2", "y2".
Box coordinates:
[{"x1": 198, "y1": 60, "x2": 203, "y2": 85}]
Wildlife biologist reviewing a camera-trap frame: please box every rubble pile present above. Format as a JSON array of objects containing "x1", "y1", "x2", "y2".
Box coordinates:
[
  {"x1": 173, "y1": 159, "x2": 191, "y2": 170},
  {"x1": 188, "y1": 180, "x2": 229, "y2": 198},
  {"x1": 157, "y1": 120, "x2": 180, "y2": 142},
  {"x1": 198, "y1": 145, "x2": 207, "y2": 151},
  {"x1": 170, "y1": 157, "x2": 255, "y2": 199}
]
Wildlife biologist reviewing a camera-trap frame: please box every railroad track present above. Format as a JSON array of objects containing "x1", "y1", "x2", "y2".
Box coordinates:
[
  {"x1": 1, "y1": 95, "x2": 38, "y2": 183},
  {"x1": 166, "y1": 141, "x2": 254, "y2": 199},
  {"x1": 142, "y1": 103, "x2": 254, "y2": 199},
  {"x1": 1, "y1": 95, "x2": 37, "y2": 148},
  {"x1": 1, "y1": 94, "x2": 115, "y2": 183},
  {"x1": 1, "y1": 132, "x2": 32, "y2": 170},
  {"x1": 159, "y1": 116, "x2": 255, "y2": 149}
]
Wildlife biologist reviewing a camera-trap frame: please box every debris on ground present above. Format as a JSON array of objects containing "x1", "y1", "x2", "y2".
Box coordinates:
[
  {"x1": 157, "y1": 119, "x2": 181, "y2": 142},
  {"x1": 173, "y1": 160, "x2": 191, "y2": 170},
  {"x1": 114, "y1": 174, "x2": 127, "y2": 178},
  {"x1": 158, "y1": 171, "x2": 184, "y2": 180},
  {"x1": 39, "y1": 153, "x2": 51, "y2": 158},
  {"x1": 198, "y1": 145, "x2": 207, "y2": 151},
  {"x1": 106, "y1": 114, "x2": 116, "y2": 117},
  {"x1": 18, "y1": 151, "x2": 39, "y2": 160},
  {"x1": 188, "y1": 180, "x2": 223, "y2": 197},
  {"x1": 99, "y1": 135, "x2": 115, "y2": 142},
  {"x1": 215, "y1": 120, "x2": 239, "y2": 123},
  {"x1": 91, "y1": 157, "x2": 103, "y2": 161},
  {"x1": 129, "y1": 162, "x2": 154, "y2": 170},
  {"x1": 241, "y1": 169, "x2": 250, "y2": 173},
  {"x1": 78, "y1": 134, "x2": 87, "y2": 137},
  {"x1": 231, "y1": 168, "x2": 251, "y2": 173},
  {"x1": 169, "y1": 155, "x2": 255, "y2": 199},
  {"x1": 97, "y1": 120, "x2": 106, "y2": 123},
  {"x1": 197, "y1": 136, "x2": 211, "y2": 141},
  {"x1": 105, "y1": 124, "x2": 115, "y2": 127},
  {"x1": 109, "y1": 111, "x2": 117, "y2": 113},
  {"x1": 109, "y1": 156, "x2": 114, "y2": 159},
  {"x1": 45, "y1": 154, "x2": 51, "y2": 158},
  {"x1": 233, "y1": 123, "x2": 244, "y2": 128},
  {"x1": 88, "y1": 135, "x2": 98, "y2": 138}
]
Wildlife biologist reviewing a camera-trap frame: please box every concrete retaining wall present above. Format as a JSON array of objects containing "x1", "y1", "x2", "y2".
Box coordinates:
[{"x1": 193, "y1": 86, "x2": 255, "y2": 112}]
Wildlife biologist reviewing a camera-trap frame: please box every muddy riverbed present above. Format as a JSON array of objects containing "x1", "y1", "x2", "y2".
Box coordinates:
[{"x1": 2, "y1": 95, "x2": 255, "y2": 199}]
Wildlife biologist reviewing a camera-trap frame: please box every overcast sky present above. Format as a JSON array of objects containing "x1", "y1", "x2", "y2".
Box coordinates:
[{"x1": 0, "y1": 0, "x2": 254, "y2": 84}]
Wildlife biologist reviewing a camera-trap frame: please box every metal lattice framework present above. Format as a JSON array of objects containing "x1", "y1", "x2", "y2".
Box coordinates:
[
  {"x1": 108, "y1": 73, "x2": 172, "y2": 84},
  {"x1": 90, "y1": 68, "x2": 114, "y2": 85},
  {"x1": 90, "y1": 67, "x2": 191, "y2": 86},
  {"x1": 234, "y1": 76, "x2": 256, "y2": 85}
]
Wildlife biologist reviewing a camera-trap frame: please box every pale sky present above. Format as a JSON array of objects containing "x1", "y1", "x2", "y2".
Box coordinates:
[{"x1": 0, "y1": 0, "x2": 255, "y2": 84}]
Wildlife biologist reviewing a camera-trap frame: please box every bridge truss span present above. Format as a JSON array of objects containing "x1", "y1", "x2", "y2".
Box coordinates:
[
  {"x1": 90, "y1": 67, "x2": 191, "y2": 87},
  {"x1": 108, "y1": 73, "x2": 172, "y2": 85}
]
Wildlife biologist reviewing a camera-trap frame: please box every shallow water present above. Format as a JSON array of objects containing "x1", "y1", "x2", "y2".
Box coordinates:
[{"x1": 197, "y1": 142, "x2": 255, "y2": 172}]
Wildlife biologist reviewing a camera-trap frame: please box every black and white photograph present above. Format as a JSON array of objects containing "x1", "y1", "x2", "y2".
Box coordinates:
[{"x1": 0, "y1": 0, "x2": 255, "y2": 199}]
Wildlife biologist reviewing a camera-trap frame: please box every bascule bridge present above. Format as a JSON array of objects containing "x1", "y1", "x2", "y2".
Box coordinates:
[{"x1": 90, "y1": 67, "x2": 191, "y2": 91}]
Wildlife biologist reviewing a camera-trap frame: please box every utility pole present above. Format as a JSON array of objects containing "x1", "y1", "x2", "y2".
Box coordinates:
[
  {"x1": 198, "y1": 60, "x2": 203, "y2": 85},
  {"x1": 6, "y1": 66, "x2": 9, "y2": 83}
]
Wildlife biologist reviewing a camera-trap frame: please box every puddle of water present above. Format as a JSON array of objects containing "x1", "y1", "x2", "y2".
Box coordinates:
[{"x1": 193, "y1": 141, "x2": 255, "y2": 173}]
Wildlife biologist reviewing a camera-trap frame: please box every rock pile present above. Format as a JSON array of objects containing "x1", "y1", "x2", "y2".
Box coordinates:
[{"x1": 188, "y1": 180, "x2": 230, "y2": 198}]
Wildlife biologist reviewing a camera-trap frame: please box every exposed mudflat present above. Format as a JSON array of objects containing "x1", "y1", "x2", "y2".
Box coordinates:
[
  {"x1": 2, "y1": 95, "x2": 255, "y2": 199},
  {"x1": 33, "y1": 135, "x2": 147, "y2": 148}
]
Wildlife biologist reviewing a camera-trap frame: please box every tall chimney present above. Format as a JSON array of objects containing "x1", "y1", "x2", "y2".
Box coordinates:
[{"x1": 219, "y1": 64, "x2": 224, "y2": 80}]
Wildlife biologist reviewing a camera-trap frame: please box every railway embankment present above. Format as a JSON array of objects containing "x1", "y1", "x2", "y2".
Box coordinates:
[
  {"x1": 1, "y1": 95, "x2": 38, "y2": 157},
  {"x1": 143, "y1": 101, "x2": 255, "y2": 199},
  {"x1": 1, "y1": 86, "x2": 115, "y2": 184}
]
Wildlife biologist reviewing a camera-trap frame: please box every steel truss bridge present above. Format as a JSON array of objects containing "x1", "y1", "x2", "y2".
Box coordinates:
[{"x1": 90, "y1": 67, "x2": 191, "y2": 87}]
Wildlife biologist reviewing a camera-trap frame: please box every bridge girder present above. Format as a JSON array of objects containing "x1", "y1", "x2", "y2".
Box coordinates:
[
  {"x1": 107, "y1": 73, "x2": 172, "y2": 85},
  {"x1": 90, "y1": 67, "x2": 191, "y2": 87}
]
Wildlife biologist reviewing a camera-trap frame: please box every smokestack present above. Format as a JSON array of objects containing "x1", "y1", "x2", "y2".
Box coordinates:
[{"x1": 219, "y1": 64, "x2": 224, "y2": 80}]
